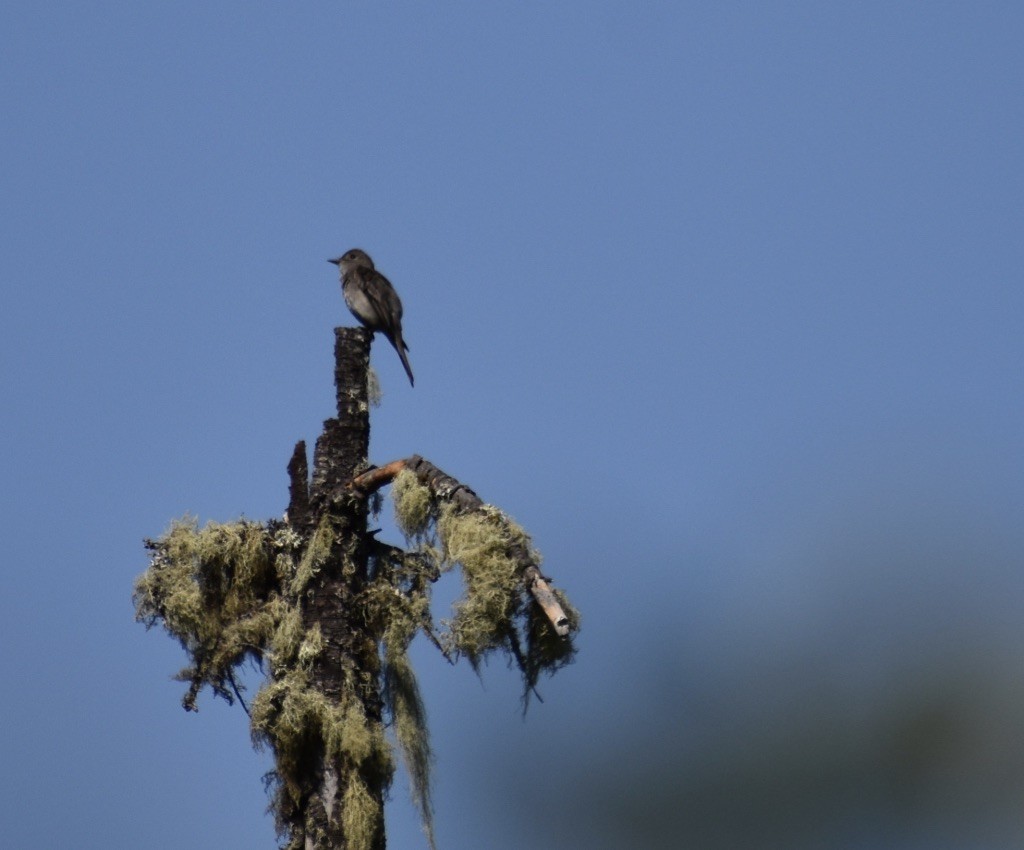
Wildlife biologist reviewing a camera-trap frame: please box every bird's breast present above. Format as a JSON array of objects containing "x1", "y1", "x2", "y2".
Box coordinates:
[{"x1": 342, "y1": 279, "x2": 380, "y2": 329}]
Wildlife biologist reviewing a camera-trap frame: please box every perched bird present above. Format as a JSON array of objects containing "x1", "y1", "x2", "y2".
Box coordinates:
[{"x1": 328, "y1": 248, "x2": 414, "y2": 386}]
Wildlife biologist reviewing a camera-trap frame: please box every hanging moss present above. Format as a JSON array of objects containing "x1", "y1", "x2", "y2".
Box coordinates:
[
  {"x1": 272, "y1": 524, "x2": 303, "y2": 583},
  {"x1": 367, "y1": 366, "x2": 382, "y2": 408},
  {"x1": 268, "y1": 602, "x2": 305, "y2": 674},
  {"x1": 383, "y1": 600, "x2": 435, "y2": 850},
  {"x1": 254, "y1": 675, "x2": 390, "y2": 850},
  {"x1": 521, "y1": 586, "x2": 581, "y2": 699},
  {"x1": 391, "y1": 479, "x2": 580, "y2": 700},
  {"x1": 437, "y1": 505, "x2": 524, "y2": 665},
  {"x1": 297, "y1": 623, "x2": 324, "y2": 671},
  {"x1": 135, "y1": 517, "x2": 282, "y2": 710},
  {"x1": 136, "y1": 514, "x2": 395, "y2": 847},
  {"x1": 392, "y1": 468, "x2": 434, "y2": 540},
  {"x1": 251, "y1": 668, "x2": 393, "y2": 842},
  {"x1": 290, "y1": 514, "x2": 334, "y2": 594},
  {"x1": 342, "y1": 773, "x2": 381, "y2": 850},
  {"x1": 355, "y1": 526, "x2": 438, "y2": 848},
  {"x1": 137, "y1": 466, "x2": 579, "y2": 848}
]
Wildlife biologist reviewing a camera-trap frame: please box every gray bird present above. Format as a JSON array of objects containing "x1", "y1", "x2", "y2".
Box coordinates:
[{"x1": 328, "y1": 248, "x2": 414, "y2": 387}]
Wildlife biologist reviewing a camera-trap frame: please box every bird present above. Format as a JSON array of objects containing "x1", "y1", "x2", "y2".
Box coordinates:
[{"x1": 328, "y1": 248, "x2": 414, "y2": 387}]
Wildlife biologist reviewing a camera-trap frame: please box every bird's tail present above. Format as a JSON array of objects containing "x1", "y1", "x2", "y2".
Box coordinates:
[{"x1": 393, "y1": 335, "x2": 415, "y2": 387}]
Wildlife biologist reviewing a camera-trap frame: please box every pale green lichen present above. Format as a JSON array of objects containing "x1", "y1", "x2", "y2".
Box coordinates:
[
  {"x1": 297, "y1": 623, "x2": 324, "y2": 671},
  {"x1": 390, "y1": 483, "x2": 580, "y2": 702},
  {"x1": 392, "y1": 468, "x2": 434, "y2": 539},
  {"x1": 342, "y1": 773, "x2": 381, "y2": 850},
  {"x1": 268, "y1": 602, "x2": 305, "y2": 674},
  {"x1": 137, "y1": 473, "x2": 578, "y2": 850},
  {"x1": 251, "y1": 669, "x2": 393, "y2": 840},
  {"x1": 291, "y1": 514, "x2": 334, "y2": 594},
  {"x1": 438, "y1": 504, "x2": 528, "y2": 663},
  {"x1": 383, "y1": 602, "x2": 435, "y2": 850},
  {"x1": 367, "y1": 367, "x2": 382, "y2": 408},
  {"x1": 136, "y1": 514, "x2": 394, "y2": 848},
  {"x1": 134, "y1": 517, "x2": 281, "y2": 709}
]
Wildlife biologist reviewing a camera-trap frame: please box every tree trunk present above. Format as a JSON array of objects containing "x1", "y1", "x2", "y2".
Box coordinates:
[{"x1": 288, "y1": 327, "x2": 386, "y2": 850}]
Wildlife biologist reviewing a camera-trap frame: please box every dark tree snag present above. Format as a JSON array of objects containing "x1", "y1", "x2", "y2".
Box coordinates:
[
  {"x1": 138, "y1": 322, "x2": 579, "y2": 849},
  {"x1": 287, "y1": 440, "x2": 311, "y2": 532},
  {"x1": 290, "y1": 327, "x2": 386, "y2": 850},
  {"x1": 351, "y1": 455, "x2": 572, "y2": 637},
  {"x1": 310, "y1": 329, "x2": 372, "y2": 512}
]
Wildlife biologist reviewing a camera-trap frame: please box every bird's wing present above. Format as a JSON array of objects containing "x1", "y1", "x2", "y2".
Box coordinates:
[{"x1": 363, "y1": 271, "x2": 404, "y2": 335}]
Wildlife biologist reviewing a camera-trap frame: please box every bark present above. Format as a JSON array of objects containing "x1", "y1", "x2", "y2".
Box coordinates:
[
  {"x1": 291, "y1": 327, "x2": 386, "y2": 850},
  {"x1": 287, "y1": 440, "x2": 312, "y2": 533}
]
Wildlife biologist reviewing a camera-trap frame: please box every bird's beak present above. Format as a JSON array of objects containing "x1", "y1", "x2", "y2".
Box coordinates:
[{"x1": 328, "y1": 258, "x2": 341, "y2": 265}]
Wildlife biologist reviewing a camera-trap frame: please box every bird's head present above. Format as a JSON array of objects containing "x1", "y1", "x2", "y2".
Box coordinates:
[{"x1": 328, "y1": 248, "x2": 374, "y2": 273}]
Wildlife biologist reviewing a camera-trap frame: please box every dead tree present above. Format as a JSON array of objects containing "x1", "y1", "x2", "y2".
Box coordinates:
[{"x1": 134, "y1": 327, "x2": 579, "y2": 850}]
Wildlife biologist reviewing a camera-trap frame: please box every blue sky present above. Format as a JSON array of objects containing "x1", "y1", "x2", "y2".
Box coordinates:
[{"x1": 3, "y1": 3, "x2": 1024, "y2": 848}]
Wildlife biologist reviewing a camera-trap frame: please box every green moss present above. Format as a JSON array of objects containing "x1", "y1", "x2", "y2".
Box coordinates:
[
  {"x1": 139, "y1": 514, "x2": 389, "y2": 841},
  {"x1": 367, "y1": 367, "x2": 382, "y2": 408},
  {"x1": 330, "y1": 695, "x2": 377, "y2": 766},
  {"x1": 389, "y1": 475, "x2": 580, "y2": 692},
  {"x1": 387, "y1": 655, "x2": 435, "y2": 848},
  {"x1": 437, "y1": 505, "x2": 525, "y2": 664},
  {"x1": 291, "y1": 514, "x2": 334, "y2": 594},
  {"x1": 139, "y1": 471, "x2": 579, "y2": 849},
  {"x1": 135, "y1": 517, "x2": 281, "y2": 709},
  {"x1": 342, "y1": 773, "x2": 381, "y2": 850},
  {"x1": 383, "y1": 605, "x2": 436, "y2": 850},
  {"x1": 268, "y1": 602, "x2": 304, "y2": 673},
  {"x1": 392, "y1": 468, "x2": 434, "y2": 539},
  {"x1": 272, "y1": 524, "x2": 303, "y2": 583},
  {"x1": 251, "y1": 670, "x2": 393, "y2": 827},
  {"x1": 297, "y1": 623, "x2": 324, "y2": 671}
]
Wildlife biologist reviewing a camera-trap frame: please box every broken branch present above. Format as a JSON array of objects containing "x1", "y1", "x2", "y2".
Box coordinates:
[{"x1": 351, "y1": 455, "x2": 572, "y2": 637}]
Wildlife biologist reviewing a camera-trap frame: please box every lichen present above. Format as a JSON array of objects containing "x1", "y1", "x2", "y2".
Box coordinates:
[
  {"x1": 437, "y1": 504, "x2": 524, "y2": 664},
  {"x1": 134, "y1": 517, "x2": 281, "y2": 710},
  {"x1": 391, "y1": 477, "x2": 579, "y2": 704},
  {"x1": 521, "y1": 587, "x2": 581, "y2": 698},
  {"x1": 342, "y1": 773, "x2": 381, "y2": 850},
  {"x1": 383, "y1": 599, "x2": 435, "y2": 850},
  {"x1": 136, "y1": 468, "x2": 579, "y2": 849},
  {"x1": 291, "y1": 514, "x2": 334, "y2": 594},
  {"x1": 136, "y1": 514, "x2": 395, "y2": 847},
  {"x1": 367, "y1": 367, "x2": 382, "y2": 408},
  {"x1": 297, "y1": 623, "x2": 324, "y2": 671},
  {"x1": 250, "y1": 669, "x2": 393, "y2": 840},
  {"x1": 392, "y1": 468, "x2": 434, "y2": 539}
]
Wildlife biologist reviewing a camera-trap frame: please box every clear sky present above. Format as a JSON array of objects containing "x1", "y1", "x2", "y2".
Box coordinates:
[{"x1": 2, "y1": 3, "x2": 1024, "y2": 848}]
